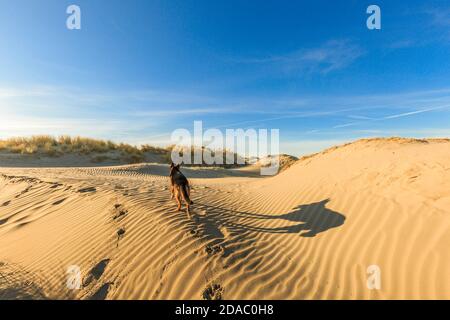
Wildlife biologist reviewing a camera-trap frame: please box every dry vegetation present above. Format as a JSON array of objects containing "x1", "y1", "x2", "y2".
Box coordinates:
[
  {"x1": 0, "y1": 135, "x2": 296, "y2": 168},
  {"x1": 0, "y1": 136, "x2": 154, "y2": 163},
  {"x1": 163, "y1": 145, "x2": 248, "y2": 168},
  {"x1": 0, "y1": 135, "x2": 253, "y2": 167}
]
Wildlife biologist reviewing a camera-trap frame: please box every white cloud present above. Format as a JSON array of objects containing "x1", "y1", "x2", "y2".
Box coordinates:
[
  {"x1": 383, "y1": 106, "x2": 446, "y2": 119},
  {"x1": 239, "y1": 39, "x2": 364, "y2": 75},
  {"x1": 1, "y1": 84, "x2": 449, "y2": 154},
  {"x1": 0, "y1": 116, "x2": 126, "y2": 140}
]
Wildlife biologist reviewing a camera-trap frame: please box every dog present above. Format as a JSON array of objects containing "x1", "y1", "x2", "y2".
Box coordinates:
[{"x1": 169, "y1": 163, "x2": 193, "y2": 213}]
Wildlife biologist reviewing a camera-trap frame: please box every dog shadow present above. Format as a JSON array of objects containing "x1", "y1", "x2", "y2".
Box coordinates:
[{"x1": 195, "y1": 199, "x2": 345, "y2": 238}]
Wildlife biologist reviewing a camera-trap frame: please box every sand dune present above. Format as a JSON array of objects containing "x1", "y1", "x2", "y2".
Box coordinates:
[{"x1": 0, "y1": 138, "x2": 449, "y2": 299}]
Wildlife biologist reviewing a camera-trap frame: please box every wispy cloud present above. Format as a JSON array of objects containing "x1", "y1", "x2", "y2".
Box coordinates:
[
  {"x1": 383, "y1": 106, "x2": 446, "y2": 119},
  {"x1": 1, "y1": 84, "x2": 449, "y2": 150},
  {"x1": 132, "y1": 108, "x2": 237, "y2": 117},
  {"x1": 0, "y1": 116, "x2": 133, "y2": 141},
  {"x1": 347, "y1": 115, "x2": 375, "y2": 120},
  {"x1": 387, "y1": 39, "x2": 417, "y2": 49},
  {"x1": 333, "y1": 122, "x2": 357, "y2": 129},
  {"x1": 238, "y1": 39, "x2": 364, "y2": 75},
  {"x1": 422, "y1": 7, "x2": 450, "y2": 42},
  {"x1": 331, "y1": 105, "x2": 450, "y2": 130},
  {"x1": 426, "y1": 7, "x2": 450, "y2": 27}
]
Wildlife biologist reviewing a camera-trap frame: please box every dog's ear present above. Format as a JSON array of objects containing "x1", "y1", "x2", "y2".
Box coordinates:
[
  {"x1": 175, "y1": 164, "x2": 180, "y2": 170},
  {"x1": 170, "y1": 162, "x2": 174, "y2": 168}
]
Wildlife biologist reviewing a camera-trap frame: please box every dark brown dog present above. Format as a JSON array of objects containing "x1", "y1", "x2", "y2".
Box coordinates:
[{"x1": 169, "y1": 163, "x2": 193, "y2": 213}]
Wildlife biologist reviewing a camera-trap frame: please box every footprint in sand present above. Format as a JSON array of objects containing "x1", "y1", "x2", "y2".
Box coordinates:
[
  {"x1": 52, "y1": 198, "x2": 66, "y2": 206},
  {"x1": 116, "y1": 228, "x2": 126, "y2": 247},
  {"x1": 205, "y1": 245, "x2": 224, "y2": 255},
  {"x1": 89, "y1": 282, "x2": 113, "y2": 300},
  {"x1": 83, "y1": 259, "x2": 111, "y2": 287},
  {"x1": 15, "y1": 186, "x2": 31, "y2": 198},
  {"x1": 189, "y1": 229, "x2": 202, "y2": 238},
  {"x1": 1, "y1": 201, "x2": 11, "y2": 207},
  {"x1": 112, "y1": 204, "x2": 128, "y2": 220},
  {"x1": 78, "y1": 187, "x2": 97, "y2": 193},
  {"x1": 203, "y1": 283, "x2": 224, "y2": 300},
  {"x1": 117, "y1": 228, "x2": 126, "y2": 237},
  {"x1": 83, "y1": 259, "x2": 114, "y2": 300}
]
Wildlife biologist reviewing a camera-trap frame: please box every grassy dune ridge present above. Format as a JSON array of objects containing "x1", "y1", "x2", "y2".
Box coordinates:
[
  {"x1": 0, "y1": 135, "x2": 278, "y2": 167},
  {"x1": 0, "y1": 135, "x2": 149, "y2": 156}
]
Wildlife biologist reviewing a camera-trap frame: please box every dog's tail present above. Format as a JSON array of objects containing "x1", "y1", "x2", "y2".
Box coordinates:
[{"x1": 180, "y1": 184, "x2": 193, "y2": 205}]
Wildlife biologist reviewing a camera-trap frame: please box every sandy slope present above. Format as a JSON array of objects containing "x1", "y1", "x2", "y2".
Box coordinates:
[{"x1": 0, "y1": 138, "x2": 449, "y2": 300}]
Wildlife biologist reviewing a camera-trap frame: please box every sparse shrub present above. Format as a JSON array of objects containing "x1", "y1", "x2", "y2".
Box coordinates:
[
  {"x1": 107, "y1": 140, "x2": 116, "y2": 150},
  {"x1": 91, "y1": 155, "x2": 110, "y2": 163},
  {"x1": 140, "y1": 144, "x2": 168, "y2": 154},
  {"x1": 124, "y1": 154, "x2": 144, "y2": 164},
  {"x1": 24, "y1": 145, "x2": 38, "y2": 154}
]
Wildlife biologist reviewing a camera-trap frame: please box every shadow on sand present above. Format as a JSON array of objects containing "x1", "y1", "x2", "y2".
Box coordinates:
[
  {"x1": 0, "y1": 262, "x2": 48, "y2": 300},
  {"x1": 193, "y1": 199, "x2": 345, "y2": 239}
]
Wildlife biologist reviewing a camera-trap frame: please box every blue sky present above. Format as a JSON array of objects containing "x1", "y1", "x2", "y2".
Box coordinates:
[{"x1": 0, "y1": 0, "x2": 449, "y2": 155}]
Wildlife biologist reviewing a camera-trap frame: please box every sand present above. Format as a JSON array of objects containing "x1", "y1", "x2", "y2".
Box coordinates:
[{"x1": 0, "y1": 137, "x2": 449, "y2": 300}]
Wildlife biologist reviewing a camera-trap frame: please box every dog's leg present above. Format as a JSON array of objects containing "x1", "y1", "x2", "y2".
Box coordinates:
[
  {"x1": 180, "y1": 185, "x2": 191, "y2": 214},
  {"x1": 175, "y1": 191, "x2": 182, "y2": 212},
  {"x1": 185, "y1": 186, "x2": 191, "y2": 217},
  {"x1": 187, "y1": 186, "x2": 191, "y2": 212},
  {"x1": 186, "y1": 198, "x2": 191, "y2": 218},
  {"x1": 187, "y1": 185, "x2": 193, "y2": 205}
]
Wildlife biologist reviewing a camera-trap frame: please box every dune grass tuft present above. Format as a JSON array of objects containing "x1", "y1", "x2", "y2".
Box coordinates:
[{"x1": 0, "y1": 135, "x2": 145, "y2": 158}]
